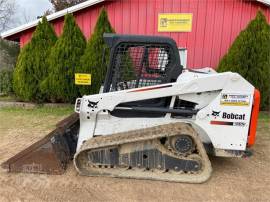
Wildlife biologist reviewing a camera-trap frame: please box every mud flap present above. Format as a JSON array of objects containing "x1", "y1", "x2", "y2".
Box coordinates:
[{"x1": 1, "y1": 113, "x2": 79, "y2": 174}]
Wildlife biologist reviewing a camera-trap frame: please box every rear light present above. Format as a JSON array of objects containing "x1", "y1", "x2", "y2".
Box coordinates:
[{"x1": 247, "y1": 89, "x2": 260, "y2": 147}]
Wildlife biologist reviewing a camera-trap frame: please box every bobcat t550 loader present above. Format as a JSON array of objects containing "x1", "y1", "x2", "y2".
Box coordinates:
[{"x1": 1, "y1": 34, "x2": 260, "y2": 183}]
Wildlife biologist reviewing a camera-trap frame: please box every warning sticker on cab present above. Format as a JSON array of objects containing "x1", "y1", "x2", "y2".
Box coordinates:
[
  {"x1": 75, "y1": 73, "x2": 91, "y2": 85},
  {"x1": 220, "y1": 93, "x2": 250, "y2": 106}
]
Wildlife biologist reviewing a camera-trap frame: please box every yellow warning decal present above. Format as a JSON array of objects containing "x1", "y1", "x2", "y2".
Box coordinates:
[
  {"x1": 220, "y1": 94, "x2": 250, "y2": 106},
  {"x1": 75, "y1": 73, "x2": 91, "y2": 85}
]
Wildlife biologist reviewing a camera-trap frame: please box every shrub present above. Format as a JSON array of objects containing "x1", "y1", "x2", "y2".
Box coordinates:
[
  {"x1": 78, "y1": 8, "x2": 115, "y2": 95},
  {"x1": 0, "y1": 39, "x2": 19, "y2": 69},
  {"x1": 218, "y1": 11, "x2": 270, "y2": 111},
  {"x1": 13, "y1": 44, "x2": 31, "y2": 100},
  {"x1": 0, "y1": 68, "x2": 13, "y2": 95},
  {"x1": 13, "y1": 17, "x2": 57, "y2": 102},
  {"x1": 44, "y1": 13, "x2": 86, "y2": 103}
]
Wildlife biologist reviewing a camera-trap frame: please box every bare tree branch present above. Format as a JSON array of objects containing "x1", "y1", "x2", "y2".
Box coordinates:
[
  {"x1": 21, "y1": 8, "x2": 32, "y2": 24},
  {"x1": 0, "y1": 0, "x2": 15, "y2": 32},
  {"x1": 49, "y1": 0, "x2": 87, "y2": 12}
]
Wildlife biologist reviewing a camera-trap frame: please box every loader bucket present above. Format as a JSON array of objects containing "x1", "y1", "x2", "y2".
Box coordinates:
[{"x1": 1, "y1": 113, "x2": 79, "y2": 175}]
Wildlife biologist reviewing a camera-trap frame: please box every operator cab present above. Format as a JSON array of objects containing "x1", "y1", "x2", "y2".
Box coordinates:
[
  {"x1": 103, "y1": 33, "x2": 182, "y2": 93},
  {"x1": 102, "y1": 34, "x2": 196, "y2": 118}
]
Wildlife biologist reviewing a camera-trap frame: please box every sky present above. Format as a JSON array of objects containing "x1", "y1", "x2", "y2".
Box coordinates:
[{"x1": 11, "y1": 0, "x2": 52, "y2": 29}]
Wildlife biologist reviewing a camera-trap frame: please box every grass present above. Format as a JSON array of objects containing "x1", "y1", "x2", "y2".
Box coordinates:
[
  {"x1": 259, "y1": 111, "x2": 270, "y2": 121},
  {"x1": 0, "y1": 94, "x2": 16, "y2": 102},
  {"x1": 0, "y1": 106, "x2": 74, "y2": 136},
  {"x1": 0, "y1": 105, "x2": 74, "y2": 117}
]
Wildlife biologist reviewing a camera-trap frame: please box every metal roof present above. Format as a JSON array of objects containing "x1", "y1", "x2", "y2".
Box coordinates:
[
  {"x1": 0, "y1": 0, "x2": 105, "y2": 39},
  {"x1": 257, "y1": 0, "x2": 270, "y2": 6}
]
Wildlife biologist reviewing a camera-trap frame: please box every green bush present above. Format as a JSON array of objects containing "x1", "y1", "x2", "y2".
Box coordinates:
[
  {"x1": 0, "y1": 39, "x2": 19, "y2": 69},
  {"x1": 78, "y1": 8, "x2": 115, "y2": 95},
  {"x1": 13, "y1": 44, "x2": 31, "y2": 100},
  {"x1": 0, "y1": 69, "x2": 13, "y2": 94},
  {"x1": 44, "y1": 14, "x2": 86, "y2": 103},
  {"x1": 218, "y1": 11, "x2": 270, "y2": 111},
  {"x1": 13, "y1": 17, "x2": 57, "y2": 103}
]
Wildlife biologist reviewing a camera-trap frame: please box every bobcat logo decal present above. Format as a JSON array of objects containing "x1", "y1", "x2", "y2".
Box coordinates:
[
  {"x1": 88, "y1": 100, "x2": 99, "y2": 108},
  {"x1": 212, "y1": 110, "x2": 221, "y2": 118}
]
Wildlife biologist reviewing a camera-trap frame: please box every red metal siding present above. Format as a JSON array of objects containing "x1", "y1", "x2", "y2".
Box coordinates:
[
  {"x1": 20, "y1": 29, "x2": 34, "y2": 48},
  {"x1": 19, "y1": 0, "x2": 270, "y2": 69}
]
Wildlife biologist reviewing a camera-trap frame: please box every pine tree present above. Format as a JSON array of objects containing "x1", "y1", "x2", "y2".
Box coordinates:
[
  {"x1": 13, "y1": 17, "x2": 57, "y2": 102},
  {"x1": 45, "y1": 13, "x2": 86, "y2": 103},
  {"x1": 13, "y1": 44, "x2": 30, "y2": 100},
  {"x1": 78, "y1": 8, "x2": 115, "y2": 95},
  {"x1": 0, "y1": 68, "x2": 13, "y2": 94},
  {"x1": 218, "y1": 11, "x2": 270, "y2": 110}
]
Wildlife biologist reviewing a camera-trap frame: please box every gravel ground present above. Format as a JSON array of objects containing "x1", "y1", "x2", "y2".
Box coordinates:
[{"x1": 0, "y1": 109, "x2": 269, "y2": 202}]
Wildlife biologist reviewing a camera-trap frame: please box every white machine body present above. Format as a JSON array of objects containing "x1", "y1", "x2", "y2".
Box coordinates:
[{"x1": 75, "y1": 69, "x2": 255, "y2": 157}]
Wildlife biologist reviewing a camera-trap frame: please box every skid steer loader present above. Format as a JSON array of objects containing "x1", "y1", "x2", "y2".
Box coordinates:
[{"x1": 1, "y1": 34, "x2": 260, "y2": 183}]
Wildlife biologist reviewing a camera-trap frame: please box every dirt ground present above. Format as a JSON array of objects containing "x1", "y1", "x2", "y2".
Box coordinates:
[{"x1": 0, "y1": 109, "x2": 269, "y2": 202}]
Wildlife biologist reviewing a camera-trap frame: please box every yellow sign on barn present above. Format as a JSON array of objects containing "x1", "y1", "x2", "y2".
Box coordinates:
[
  {"x1": 158, "y1": 13, "x2": 193, "y2": 32},
  {"x1": 75, "y1": 73, "x2": 91, "y2": 85}
]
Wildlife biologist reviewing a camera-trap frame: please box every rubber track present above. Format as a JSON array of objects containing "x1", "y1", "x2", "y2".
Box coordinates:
[{"x1": 74, "y1": 123, "x2": 212, "y2": 183}]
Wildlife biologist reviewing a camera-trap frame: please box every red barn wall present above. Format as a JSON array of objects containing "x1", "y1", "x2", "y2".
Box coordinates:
[{"x1": 19, "y1": 0, "x2": 270, "y2": 69}]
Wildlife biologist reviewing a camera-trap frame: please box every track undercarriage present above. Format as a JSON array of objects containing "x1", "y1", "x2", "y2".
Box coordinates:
[{"x1": 74, "y1": 123, "x2": 212, "y2": 183}]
